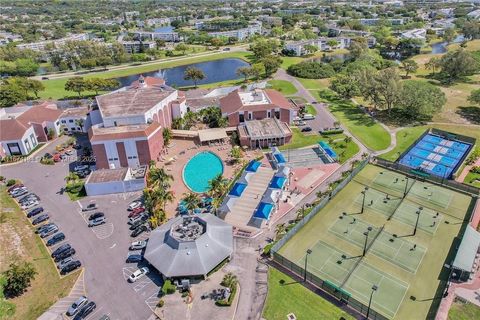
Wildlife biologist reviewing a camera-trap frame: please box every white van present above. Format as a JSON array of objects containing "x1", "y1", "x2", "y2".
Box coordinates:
[{"x1": 303, "y1": 114, "x2": 316, "y2": 120}]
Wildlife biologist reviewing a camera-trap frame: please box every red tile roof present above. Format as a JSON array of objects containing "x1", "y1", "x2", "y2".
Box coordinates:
[
  {"x1": 219, "y1": 89, "x2": 295, "y2": 115},
  {"x1": 16, "y1": 103, "x2": 63, "y2": 126},
  {"x1": 0, "y1": 119, "x2": 29, "y2": 141}
]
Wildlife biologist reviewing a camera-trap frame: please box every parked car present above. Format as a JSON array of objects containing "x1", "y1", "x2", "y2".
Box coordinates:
[
  {"x1": 32, "y1": 214, "x2": 49, "y2": 225},
  {"x1": 7, "y1": 184, "x2": 24, "y2": 193},
  {"x1": 129, "y1": 240, "x2": 147, "y2": 250},
  {"x1": 21, "y1": 200, "x2": 39, "y2": 210},
  {"x1": 47, "y1": 232, "x2": 65, "y2": 246},
  {"x1": 81, "y1": 203, "x2": 97, "y2": 212},
  {"x1": 303, "y1": 113, "x2": 316, "y2": 120},
  {"x1": 36, "y1": 222, "x2": 54, "y2": 234},
  {"x1": 128, "y1": 207, "x2": 145, "y2": 218},
  {"x1": 88, "y1": 217, "x2": 106, "y2": 227},
  {"x1": 57, "y1": 256, "x2": 74, "y2": 269},
  {"x1": 60, "y1": 260, "x2": 81, "y2": 275},
  {"x1": 74, "y1": 164, "x2": 89, "y2": 172},
  {"x1": 295, "y1": 120, "x2": 307, "y2": 126},
  {"x1": 19, "y1": 193, "x2": 40, "y2": 203},
  {"x1": 98, "y1": 315, "x2": 110, "y2": 320},
  {"x1": 41, "y1": 76, "x2": 49, "y2": 80},
  {"x1": 130, "y1": 225, "x2": 148, "y2": 238},
  {"x1": 127, "y1": 200, "x2": 143, "y2": 211},
  {"x1": 27, "y1": 207, "x2": 44, "y2": 218},
  {"x1": 126, "y1": 253, "x2": 143, "y2": 263},
  {"x1": 76, "y1": 170, "x2": 91, "y2": 178},
  {"x1": 11, "y1": 187, "x2": 28, "y2": 198},
  {"x1": 54, "y1": 248, "x2": 76, "y2": 262},
  {"x1": 53, "y1": 153, "x2": 62, "y2": 162},
  {"x1": 43, "y1": 153, "x2": 53, "y2": 159},
  {"x1": 128, "y1": 267, "x2": 149, "y2": 283},
  {"x1": 66, "y1": 296, "x2": 88, "y2": 316},
  {"x1": 88, "y1": 212, "x2": 104, "y2": 221},
  {"x1": 128, "y1": 213, "x2": 148, "y2": 226},
  {"x1": 40, "y1": 224, "x2": 58, "y2": 238},
  {"x1": 293, "y1": 116, "x2": 302, "y2": 122},
  {"x1": 129, "y1": 219, "x2": 146, "y2": 230},
  {"x1": 301, "y1": 127, "x2": 313, "y2": 132},
  {"x1": 73, "y1": 301, "x2": 96, "y2": 320},
  {"x1": 51, "y1": 243, "x2": 71, "y2": 258}
]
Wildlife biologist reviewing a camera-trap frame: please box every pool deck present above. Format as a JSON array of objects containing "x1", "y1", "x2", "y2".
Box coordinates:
[{"x1": 156, "y1": 138, "x2": 263, "y2": 218}]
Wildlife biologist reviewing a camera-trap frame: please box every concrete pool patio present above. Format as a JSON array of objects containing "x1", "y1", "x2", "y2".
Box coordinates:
[{"x1": 156, "y1": 138, "x2": 263, "y2": 218}]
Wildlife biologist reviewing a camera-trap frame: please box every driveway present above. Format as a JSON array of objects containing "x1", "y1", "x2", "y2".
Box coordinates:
[{"x1": 0, "y1": 138, "x2": 157, "y2": 319}]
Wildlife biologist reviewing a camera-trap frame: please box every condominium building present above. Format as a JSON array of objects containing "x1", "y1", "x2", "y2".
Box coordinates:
[
  {"x1": 133, "y1": 31, "x2": 180, "y2": 42},
  {"x1": 208, "y1": 22, "x2": 262, "y2": 41},
  {"x1": 16, "y1": 33, "x2": 88, "y2": 51},
  {"x1": 121, "y1": 41, "x2": 156, "y2": 54},
  {"x1": 284, "y1": 36, "x2": 377, "y2": 56}
]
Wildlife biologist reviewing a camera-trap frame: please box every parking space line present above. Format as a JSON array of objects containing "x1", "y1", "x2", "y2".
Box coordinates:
[
  {"x1": 84, "y1": 306, "x2": 103, "y2": 320},
  {"x1": 145, "y1": 291, "x2": 160, "y2": 313}
]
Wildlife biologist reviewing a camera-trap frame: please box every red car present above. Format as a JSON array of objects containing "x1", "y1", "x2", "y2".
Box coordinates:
[
  {"x1": 53, "y1": 153, "x2": 62, "y2": 162},
  {"x1": 128, "y1": 207, "x2": 145, "y2": 218}
]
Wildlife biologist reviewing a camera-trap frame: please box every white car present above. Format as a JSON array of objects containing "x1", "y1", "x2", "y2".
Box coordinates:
[
  {"x1": 128, "y1": 201, "x2": 143, "y2": 211},
  {"x1": 293, "y1": 116, "x2": 302, "y2": 122},
  {"x1": 73, "y1": 164, "x2": 89, "y2": 172},
  {"x1": 128, "y1": 267, "x2": 149, "y2": 283},
  {"x1": 21, "y1": 200, "x2": 39, "y2": 210},
  {"x1": 129, "y1": 240, "x2": 147, "y2": 250},
  {"x1": 303, "y1": 114, "x2": 316, "y2": 120}
]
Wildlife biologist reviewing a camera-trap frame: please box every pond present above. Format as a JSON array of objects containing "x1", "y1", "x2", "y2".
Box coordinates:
[
  {"x1": 430, "y1": 34, "x2": 465, "y2": 54},
  {"x1": 115, "y1": 58, "x2": 250, "y2": 88}
]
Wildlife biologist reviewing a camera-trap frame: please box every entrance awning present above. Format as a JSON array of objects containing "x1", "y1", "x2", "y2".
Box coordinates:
[{"x1": 198, "y1": 128, "x2": 228, "y2": 142}]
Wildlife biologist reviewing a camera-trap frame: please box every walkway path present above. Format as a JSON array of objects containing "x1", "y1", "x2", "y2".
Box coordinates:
[
  {"x1": 38, "y1": 270, "x2": 86, "y2": 320},
  {"x1": 456, "y1": 158, "x2": 480, "y2": 183}
]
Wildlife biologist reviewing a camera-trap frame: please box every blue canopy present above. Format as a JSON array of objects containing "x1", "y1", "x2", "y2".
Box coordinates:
[
  {"x1": 269, "y1": 176, "x2": 286, "y2": 189},
  {"x1": 319, "y1": 141, "x2": 337, "y2": 159},
  {"x1": 246, "y1": 160, "x2": 261, "y2": 172},
  {"x1": 229, "y1": 182, "x2": 247, "y2": 197},
  {"x1": 274, "y1": 153, "x2": 286, "y2": 164},
  {"x1": 254, "y1": 202, "x2": 274, "y2": 220}
]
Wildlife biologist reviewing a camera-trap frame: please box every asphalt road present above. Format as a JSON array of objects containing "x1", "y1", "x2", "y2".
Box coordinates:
[{"x1": 1, "y1": 137, "x2": 158, "y2": 320}]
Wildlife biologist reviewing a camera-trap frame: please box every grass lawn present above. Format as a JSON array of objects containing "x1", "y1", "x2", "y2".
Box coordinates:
[
  {"x1": 267, "y1": 80, "x2": 297, "y2": 96},
  {"x1": 0, "y1": 186, "x2": 78, "y2": 320},
  {"x1": 39, "y1": 51, "x2": 252, "y2": 99},
  {"x1": 262, "y1": 268, "x2": 354, "y2": 320},
  {"x1": 280, "y1": 49, "x2": 349, "y2": 70},
  {"x1": 448, "y1": 301, "x2": 480, "y2": 320},
  {"x1": 305, "y1": 104, "x2": 317, "y2": 115},
  {"x1": 296, "y1": 77, "x2": 330, "y2": 91},
  {"x1": 464, "y1": 171, "x2": 480, "y2": 188},
  {"x1": 380, "y1": 124, "x2": 480, "y2": 162},
  {"x1": 279, "y1": 128, "x2": 359, "y2": 164},
  {"x1": 66, "y1": 183, "x2": 87, "y2": 201},
  {"x1": 327, "y1": 99, "x2": 391, "y2": 151}
]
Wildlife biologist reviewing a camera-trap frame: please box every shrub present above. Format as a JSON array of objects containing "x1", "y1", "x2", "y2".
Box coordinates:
[
  {"x1": 0, "y1": 176, "x2": 5, "y2": 182},
  {"x1": 2, "y1": 261, "x2": 37, "y2": 297},
  {"x1": 471, "y1": 166, "x2": 480, "y2": 174},
  {"x1": 287, "y1": 61, "x2": 335, "y2": 79},
  {"x1": 320, "y1": 128, "x2": 344, "y2": 135},
  {"x1": 6, "y1": 179, "x2": 16, "y2": 187},
  {"x1": 40, "y1": 157, "x2": 54, "y2": 165},
  {"x1": 262, "y1": 243, "x2": 274, "y2": 256},
  {"x1": 161, "y1": 280, "x2": 176, "y2": 295},
  {"x1": 156, "y1": 299, "x2": 164, "y2": 308}
]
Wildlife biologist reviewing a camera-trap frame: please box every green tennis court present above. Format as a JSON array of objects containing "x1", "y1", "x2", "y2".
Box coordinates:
[
  {"x1": 392, "y1": 200, "x2": 442, "y2": 235},
  {"x1": 329, "y1": 216, "x2": 426, "y2": 273},
  {"x1": 344, "y1": 263, "x2": 409, "y2": 319},
  {"x1": 407, "y1": 182, "x2": 453, "y2": 209},
  {"x1": 353, "y1": 187, "x2": 401, "y2": 217},
  {"x1": 372, "y1": 170, "x2": 415, "y2": 195}
]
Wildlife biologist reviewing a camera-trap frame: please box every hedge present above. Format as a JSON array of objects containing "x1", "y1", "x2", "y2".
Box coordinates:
[
  {"x1": 161, "y1": 280, "x2": 176, "y2": 295},
  {"x1": 287, "y1": 61, "x2": 335, "y2": 79},
  {"x1": 215, "y1": 284, "x2": 237, "y2": 307}
]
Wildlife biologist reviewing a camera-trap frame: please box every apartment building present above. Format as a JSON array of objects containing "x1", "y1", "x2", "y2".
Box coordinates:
[
  {"x1": 133, "y1": 31, "x2": 180, "y2": 42},
  {"x1": 121, "y1": 41, "x2": 156, "y2": 54},
  {"x1": 89, "y1": 76, "x2": 186, "y2": 169},
  {"x1": 16, "y1": 33, "x2": 88, "y2": 51},
  {"x1": 285, "y1": 36, "x2": 377, "y2": 56},
  {"x1": 208, "y1": 22, "x2": 262, "y2": 41}
]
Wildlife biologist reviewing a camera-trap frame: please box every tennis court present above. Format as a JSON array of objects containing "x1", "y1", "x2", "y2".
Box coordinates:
[
  {"x1": 276, "y1": 164, "x2": 474, "y2": 319},
  {"x1": 329, "y1": 216, "x2": 426, "y2": 273},
  {"x1": 299, "y1": 240, "x2": 409, "y2": 319},
  {"x1": 398, "y1": 133, "x2": 472, "y2": 179}
]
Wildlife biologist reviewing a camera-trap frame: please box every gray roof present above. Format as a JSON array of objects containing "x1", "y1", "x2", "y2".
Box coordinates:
[
  {"x1": 144, "y1": 214, "x2": 233, "y2": 278},
  {"x1": 453, "y1": 225, "x2": 480, "y2": 272}
]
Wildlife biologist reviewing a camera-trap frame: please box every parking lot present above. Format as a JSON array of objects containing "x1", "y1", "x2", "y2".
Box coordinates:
[{"x1": 1, "y1": 135, "x2": 161, "y2": 319}]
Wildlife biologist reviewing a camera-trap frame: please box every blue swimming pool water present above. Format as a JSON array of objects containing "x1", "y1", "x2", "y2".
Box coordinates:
[
  {"x1": 183, "y1": 151, "x2": 223, "y2": 193},
  {"x1": 398, "y1": 133, "x2": 471, "y2": 179}
]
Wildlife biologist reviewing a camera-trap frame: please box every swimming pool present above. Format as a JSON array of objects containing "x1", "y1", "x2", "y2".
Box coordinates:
[{"x1": 183, "y1": 151, "x2": 224, "y2": 193}]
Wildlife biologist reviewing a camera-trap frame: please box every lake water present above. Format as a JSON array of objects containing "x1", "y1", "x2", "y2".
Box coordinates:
[
  {"x1": 430, "y1": 34, "x2": 465, "y2": 54},
  {"x1": 115, "y1": 58, "x2": 250, "y2": 88}
]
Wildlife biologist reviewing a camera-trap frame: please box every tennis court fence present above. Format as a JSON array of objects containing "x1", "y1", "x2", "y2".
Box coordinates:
[
  {"x1": 373, "y1": 158, "x2": 480, "y2": 197},
  {"x1": 271, "y1": 158, "x2": 369, "y2": 254},
  {"x1": 271, "y1": 252, "x2": 389, "y2": 320}
]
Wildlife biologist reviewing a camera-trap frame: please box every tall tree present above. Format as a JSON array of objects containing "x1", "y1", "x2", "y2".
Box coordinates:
[
  {"x1": 261, "y1": 55, "x2": 282, "y2": 76},
  {"x1": 425, "y1": 57, "x2": 441, "y2": 75},
  {"x1": 65, "y1": 77, "x2": 87, "y2": 97},
  {"x1": 468, "y1": 89, "x2": 480, "y2": 105},
  {"x1": 439, "y1": 49, "x2": 479, "y2": 83},
  {"x1": 184, "y1": 67, "x2": 205, "y2": 88},
  {"x1": 400, "y1": 59, "x2": 418, "y2": 77},
  {"x1": 236, "y1": 66, "x2": 252, "y2": 82},
  {"x1": 329, "y1": 74, "x2": 360, "y2": 99},
  {"x1": 398, "y1": 80, "x2": 446, "y2": 120},
  {"x1": 2, "y1": 261, "x2": 37, "y2": 297},
  {"x1": 442, "y1": 28, "x2": 456, "y2": 43}
]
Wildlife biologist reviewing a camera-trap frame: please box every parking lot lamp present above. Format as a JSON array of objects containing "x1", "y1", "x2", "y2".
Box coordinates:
[
  {"x1": 366, "y1": 285, "x2": 378, "y2": 319},
  {"x1": 363, "y1": 226, "x2": 373, "y2": 256}
]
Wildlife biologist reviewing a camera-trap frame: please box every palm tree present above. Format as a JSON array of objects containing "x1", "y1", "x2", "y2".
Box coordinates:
[
  {"x1": 221, "y1": 272, "x2": 238, "y2": 288},
  {"x1": 208, "y1": 174, "x2": 227, "y2": 198},
  {"x1": 275, "y1": 223, "x2": 286, "y2": 240},
  {"x1": 75, "y1": 118, "x2": 85, "y2": 132},
  {"x1": 182, "y1": 192, "x2": 200, "y2": 213},
  {"x1": 65, "y1": 172, "x2": 79, "y2": 183},
  {"x1": 148, "y1": 167, "x2": 173, "y2": 189},
  {"x1": 211, "y1": 197, "x2": 223, "y2": 214},
  {"x1": 163, "y1": 128, "x2": 172, "y2": 147},
  {"x1": 344, "y1": 136, "x2": 352, "y2": 144},
  {"x1": 183, "y1": 67, "x2": 205, "y2": 88},
  {"x1": 158, "y1": 188, "x2": 174, "y2": 211}
]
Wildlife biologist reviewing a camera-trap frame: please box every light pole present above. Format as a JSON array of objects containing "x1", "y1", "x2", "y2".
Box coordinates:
[
  {"x1": 413, "y1": 207, "x2": 423, "y2": 236},
  {"x1": 403, "y1": 176, "x2": 409, "y2": 199},
  {"x1": 361, "y1": 187, "x2": 369, "y2": 213},
  {"x1": 363, "y1": 226, "x2": 373, "y2": 256},
  {"x1": 366, "y1": 284, "x2": 378, "y2": 319},
  {"x1": 304, "y1": 249, "x2": 312, "y2": 282}
]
